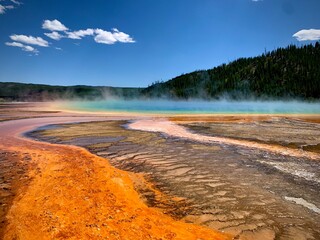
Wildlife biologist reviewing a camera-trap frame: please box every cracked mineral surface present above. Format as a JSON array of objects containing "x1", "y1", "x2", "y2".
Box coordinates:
[{"x1": 31, "y1": 117, "x2": 320, "y2": 240}]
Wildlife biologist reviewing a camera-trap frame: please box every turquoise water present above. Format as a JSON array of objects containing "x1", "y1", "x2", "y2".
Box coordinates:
[{"x1": 59, "y1": 100, "x2": 320, "y2": 114}]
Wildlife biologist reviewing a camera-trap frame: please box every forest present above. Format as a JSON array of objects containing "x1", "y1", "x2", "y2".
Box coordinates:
[
  {"x1": 1, "y1": 42, "x2": 319, "y2": 101},
  {"x1": 0, "y1": 82, "x2": 142, "y2": 101},
  {"x1": 143, "y1": 42, "x2": 320, "y2": 100}
]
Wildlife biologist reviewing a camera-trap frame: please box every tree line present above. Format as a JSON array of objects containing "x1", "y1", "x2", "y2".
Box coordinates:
[
  {"x1": 1, "y1": 42, "x2": 319, "y2": 101},
  {"x1": 142, "y1": 42, "x2": 320, "y2": 100}
]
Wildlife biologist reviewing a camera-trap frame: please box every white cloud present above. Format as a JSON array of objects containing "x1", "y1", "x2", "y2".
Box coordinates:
[
  {"x1": 42, "y1": 19, "x2": 68, "y2": 32},
  {"x1": 5, "y1": 5, "x2": 14, "y2": 9},
  {"x1": 44, "y1": 31, "x2": 63, "y2": 40},
  {"x1": 293, "y1": 29, "x2": 320, "y2": 41},
  {"x1": 11, "y1": 0, "x2": 21, "y2": 5},
  {"x1": 6, "y1": 19, "x2": 135, "y2": 55},
  {"x1": 0, "y1": 1, "x2": 21, "y2": 14},
  {"x1": 0, "y1": 4, "x2": 5, "y2": 14},
  {"x1": 6, "y1": 41, "x2": 24, "y2": 48},
  {"x1": 65, "y1": 28, "x2": 135, "y2": 44},
  {"x1": 94, "y1": 28, "x2": 135, "y2": 44},
  {"x1": 10, "y1": 34, "x2": 49, "y2": 47},
  {"x1": 66, "y1": 28, "x2": 95, "y2": 39},
  {"x1": 23, "y1": 45, "x2": 37, "y2": 52},
  {"x1": 5, "y1": 41, "x2": 38, "y2": 54},
  {"x1": 94, "y1": 29, "x2": 117, "y2": 44},
  {"x1": 112, "y1": 29, "x2": 135, "y2": 43}
]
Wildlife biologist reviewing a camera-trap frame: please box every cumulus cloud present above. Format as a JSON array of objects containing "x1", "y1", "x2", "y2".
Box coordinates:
[
  {"x1": 293, "y1": 29, "x2": 320, "y2": 41},
  {"x1": 40, "y1": 19, "x2": 135, "y2": 44},
  {"x1": 62, "y1": 26, "x2": 135, "y2": 44},
  {"x1": 5, "y1": 41, "x2": 38, "y2": 54},
  {"x1": 112, "y1": 28, "x2": 135, "y2": 43},
  {"x1": 5, "y1": 41, "x2": 25, "y2": 48},
  {"x1": 10, "y1": 34, "x2": 49, "y2": 47},
  {"x1": 44, "y1": 31, "x2": 63, "y2": 40},
  {"x1": 94, "y1": 29, "x2": 117, "y2": 44},
  {"x1": 66, "y1": 28, "x2": 95, "y2": 39},
  {"x1": 6, "y1": 19, "x2": 135, "y2": 54},
  {"x1": 94, "y1": 28, "x2": 135, "y2": 44},
  {"x1": 42, "y1": 19, "x2": 68, "y2": 32}
]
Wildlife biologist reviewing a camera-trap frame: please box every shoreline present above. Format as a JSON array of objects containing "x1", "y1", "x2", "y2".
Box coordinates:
[
  {"x1": 0, "y1": 116, "x2": 230, "y2": 239},
  {"x1": 1, "y1": 102, "x2": 320, "y2": 239},
  {"x1": 43, "y1": 101, "x2": 320, "y2": 118},
  {"x1": 3, "y1": 101, "x2": 320, "y2": 121},
  {"x1": 29, "y1": 116, "x2": 320, "y2": 239},
  {"x1": 128, "y1": 119, "x2": 320, "y2": 161}
]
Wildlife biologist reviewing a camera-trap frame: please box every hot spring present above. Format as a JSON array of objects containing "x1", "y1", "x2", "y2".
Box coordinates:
[{"x1": 55, "y1": 99, "x2": 320, "y2": 114}]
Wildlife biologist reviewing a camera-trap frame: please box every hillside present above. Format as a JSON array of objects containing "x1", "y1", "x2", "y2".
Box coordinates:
[
  {"x1": 0, "y1": 82, "x2": 142, "y2": 101},
  {"x1": 1, "y1": 42, "x2": 320, "y2": 101},
  {"x1": 142, "y1": 42, "x2": 320, "y2": 100}
]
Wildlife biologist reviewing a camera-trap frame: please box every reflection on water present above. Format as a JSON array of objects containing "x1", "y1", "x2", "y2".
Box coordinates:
[{"x1": 57, "y1": 100, "x2": 320, "y2": 114}]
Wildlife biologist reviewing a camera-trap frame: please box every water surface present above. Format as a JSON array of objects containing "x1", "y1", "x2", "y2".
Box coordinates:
[{"x1": 58, "y1": 100, "x2": 320, "y2": 114}]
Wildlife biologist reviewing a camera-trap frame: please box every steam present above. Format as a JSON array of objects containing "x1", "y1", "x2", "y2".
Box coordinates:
[{"x1": 53, "y1": 99, "x2": 320, "y2": 114}]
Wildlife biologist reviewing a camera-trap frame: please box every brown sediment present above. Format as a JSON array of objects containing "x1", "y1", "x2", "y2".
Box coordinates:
[
  {"x1": 129, "y1": 119, "x2": 320, "y2": 160},
  {"x1": 34, "y1": 118, "x2": 320, "y2": 239},
  {"x1": 169, "y1": 114, "x2": 320, "y2": 124},
  {"x1": 169, "y1": 115, "x2": 273, "y2": 123},
  {"x1": 177, "y1": 116, "x2": 320, "y2": 155},
  {"x1": 0, "y1": 150, "x2": 34, "y2": 237},
  {"x1": 2, "y1": 102, "x2": 320, "y2": 239},
  {"x1": 0, "y1": 117, "x2": 230, "y2": 240}
]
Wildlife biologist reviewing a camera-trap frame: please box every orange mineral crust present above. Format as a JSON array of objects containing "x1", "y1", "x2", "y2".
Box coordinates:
[{"x1": 0, "y1": 118, "x2": 230, "y2": 240}]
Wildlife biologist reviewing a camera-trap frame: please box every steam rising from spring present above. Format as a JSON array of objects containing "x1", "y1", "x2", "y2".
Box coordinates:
[{"x1": 54, "y1": 99, "x2": 320, "y2": 114}]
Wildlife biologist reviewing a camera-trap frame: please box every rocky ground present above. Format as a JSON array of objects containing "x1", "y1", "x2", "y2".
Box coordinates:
[
  {"x1": 0, "y1": 150, "x2": 35, "y2": 237},
  {"x1": 0, "y1": 115, "x2": 230, "y2": 240},
  {"x1": 31, "y1": 118, "x2": 320, "y2": 240},
  {"x1": 0, "y1": 103, "x2": 60, "y2": 122}
]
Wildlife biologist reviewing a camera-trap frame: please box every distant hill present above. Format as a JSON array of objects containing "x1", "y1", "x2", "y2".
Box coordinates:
[
  {"x1": 0, "y1": 82, "x2": 142, "y2": 101},
  {"x1": 1, "y1": 42, "x2": 320, "y2": 101},
  {"x1": 142, "y1": 42, "x2": 320, "y2": 100}
]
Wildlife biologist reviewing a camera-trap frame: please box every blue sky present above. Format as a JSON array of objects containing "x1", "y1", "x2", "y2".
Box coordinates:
[{"x1": 0, "y1": 0, "x2": 320, "y2": 87}]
